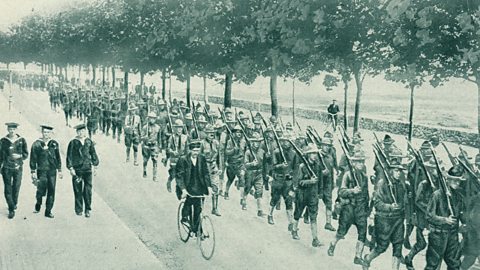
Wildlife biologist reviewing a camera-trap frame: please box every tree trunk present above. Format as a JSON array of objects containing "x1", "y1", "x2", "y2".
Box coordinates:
[
  {"x1": 124, "y1": 71, "x2": 128, "y2": 94},
  {"x1": 352, "y1": 66, "x2": 363, "y2": 133},
  {"x1": 41, "y1": 64, "x2": 44, "y2": 74},
  {"x1": 292, "y1": 79, "x2": 296, "y2": 124},
  {"x1": 112, "y1": 67, "x2": 116, "y2": 88},
  {"x1": 102, "y1": 66, "x2": 106, "y2": 86},
  {"x1": 343, "y1": 76, "x2": 349, "y2": 130},
  {"x1": 65, "y1": 66, "x2": 68, "y2": 82},
  {"x1": 161, "y1": 68, "x2": 166, "y2": 100},
  {"x1": 168, "y1": 71, "x2": 172, "y2": 103},
  {"x1": 6, "y1": 63, "x2": 10, "y2": 70},
  {"x1": 78, "y1": 65, "x2": 81, "y2": 83},
  {"x1": 186, "y1": 73, "x2": 191, "y2": 108},
  {"x1": 92, "y1": 65, "x2": 96, "y2": 85},
  {"x1": 23, "y1": 62, "x2": 27, "y2": 70},
  {"x1": 140, "y1": 72, "x2": 145, "y2": 88},
  {"x1": 270, "y1": 72, "x2": 278, "y2": 116},
  {"x1": 408, "y1": 84, "x2": 416, "y2": 141},
  {"x1": 203, "y1": 75, "x2": 208, "y2": 104},
  {"x1": 476, "y1": 73, "x2": 480, "y2": 137},
  {"x1": 54, "y1": 64, "x2": 58, "y2": 75},
  {"x1": 224, "y1": 73, "x2": 233, "y2": 108}
]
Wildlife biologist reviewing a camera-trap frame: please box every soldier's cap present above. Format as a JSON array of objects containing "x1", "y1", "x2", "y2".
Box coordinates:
[
  {"x1": 269, "y1": 115, "x2": 277, "y2": 122},
  {"x1": 5, "y1": 122, "x2": 19, "y2": 128},
  {"x1": 429, "y1": 134, "x2": 439, "y2": 142},
  {"x1": 226, "y1": 118, "x2": 236, "y2": 124},
  {"x1": 40, "y1": 125, "x2": 54, "y2": 130},
  {"x1": 184, "y1": 113, "x2": 193, "y2": 120},
  {"x1": 128, "y1": 105, "x2": 138, "y2": 111},
  {"x1": 158, "y1": 100, "x2": 166, "y2": 105},
  {"x1": 249, "y1": 132, "x2": 263, "y2": 142},
  {"x1": 447, "y1": 167, "x2": 466, "y2": 181},
  {"x1": 388, "y1": 159, "x2": 406, "y2": 170},
  {"x1": 423, "y1": 159, "x2": 437, "y2": 169},
  {"x1": 73, "y1": 123, "x2": 86, "y2": 131},
  {"x1": 174, "y1": 119, "x2": 184, "y2": 127},
  {"x1": 295, "y1": 132, "x2": 307, "y2": 140},
  {"x1": 204, "y1": 124, "x2": 215, "y2": 133},
  {"x1": 232, "y1": 125, "x2": 242, "y2": 132},
  {"x1": 275, "y1": 127, "x2": 283, "y2": 133},
  {"x1": 389, "y1": 149, "x2": 405, "y2": 158},
  {"x1": 286, "y1": 122, "x2": 293, "y2": 128},
  {"x1": 197, "y1": 115, "x2": 207, "y2": 123},
  {"x1": 189, "y1": 139, "x2": 202, "y2": 149},
  {"x1": 148, "y1": 112, "x2": 157, "y2": 118},
  {"x1": 239, "y1": 114, "x2": 249, "y2": 120},
  {"x1": 353, "y1": 131, "x2": 364, "y2": 142},
  {"x1": 324, "y1": 131, "x2": 333, "y2": 138},
  {"x1": 253, "y1": 117, "x2": 262, "y2": 124},
  {"x1": 383, "y1": 134, "x2": 395, "y2": 144},
  {"x1": 303, "y1": 143, "x2": 319, "y2": 154},
  {"x1": 321, "y1": 138, "x2": 333, "y2": 146},
  {"x1": 420, "y1": 140, "x2": 431, "y2": 150},
  {"x1": 224, "y1": 107, "x2": 233, "y2": 114},
  {"x1": 279, "y1": 135, "x2": 292, "y2": 141},
  {"x1": 350, "y1": 150, "x2": 366, "y2": 161},
  {"x1": 214, "y1": 120, "x2": 226, "y2": 129},
  {"x1": 246, "y1": 123, "x2": 254, "y2": 129},
  {"x1": 264, "y1": 126, "x2": 273, "y2": 133}
]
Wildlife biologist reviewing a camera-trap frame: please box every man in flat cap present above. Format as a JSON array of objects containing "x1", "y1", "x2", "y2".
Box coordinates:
[
  {"x1": 0, "y1": 122, "x2": 29, "y2": 219},
  {"x1": 30, "y1": 125, "x2": 62, "y2": 218},
  {"x1": 327, "y1": 99, "x2": 340, "y2": 131},
  {"x1": 66, "y1": 124, "x2": 99, "y2": 218}
]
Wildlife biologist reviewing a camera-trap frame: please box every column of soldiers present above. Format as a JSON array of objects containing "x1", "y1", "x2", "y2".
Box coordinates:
[{"x1": 6, "y1": 78, "x2": 476, "y2": 270}]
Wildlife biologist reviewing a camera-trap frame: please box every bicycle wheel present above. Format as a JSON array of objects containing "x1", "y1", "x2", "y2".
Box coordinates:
[
  {"x1": 197, "y1": 215, "x2": 216, "y2": 260},
  {"x1": 177, "y1": 201, "x2": 190, "y2": 243}
]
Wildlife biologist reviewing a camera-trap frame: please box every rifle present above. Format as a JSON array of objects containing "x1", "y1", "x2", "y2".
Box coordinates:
[
  {"x1": 338, "y1": 139, "x2": 360, "y2": 187},
  {"x1": 191, "y1": 101, "x2": 199, "y2": 139},
  {"x1": 373, "y1": 132, "x2": 390, "y2": 166},
  {"x1": 295, "y1": 120, "x2": 302, "y2": 131},
  {"x1": 456, "y1": 157, "x2": 480, "y2": 186},
  {"x1": 235, "y1": 109, "x2": 257, "y2": 161},
  {"x1": 459, "y1": 146, "x2": 474, "y2": 171},
  {"x1": 204, "y1": 104, "x2": 212, "y2": 124},
  {"x1": 406, "y1": 140, "x2": 436, "y2": 189},
  {"x1": 372, "y1": 147, "x2": 397, "y2": 204},
  {"x1": 338, "y1": 125, "x2": 351, "y2": 152},
  {"x1": 260, "y1": 114, "x2": 286, "y2": 163},
  {"x1": 431, "y1": 148, "x2": 455, "y2": 216},
  {"x1": 178, "y1": 105, "x2": 188, "y2": 135},
  {"x1": 278, "y1": 116, "x2": 285, "y2": 132},
  {"x1": 441, "y1": 142, "x2": 458, "y2": 166},
  {"x1": 287, "y1": 139, "x2": 317, "y2": 179},
  {"x1": 166, "y1": 103, "x2": 174, "y2": 134},
  {"x1": 218, "y1": 108, "x2": 237, "y2": 147}
]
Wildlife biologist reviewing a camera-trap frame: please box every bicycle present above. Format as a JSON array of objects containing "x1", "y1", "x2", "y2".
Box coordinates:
[{"x1": 177, "y1": 193, "x2": 216, "y2": 260}]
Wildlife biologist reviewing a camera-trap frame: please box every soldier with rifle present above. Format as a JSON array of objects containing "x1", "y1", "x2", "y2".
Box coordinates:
[
  {"x1": 243, "y1": 132, "x2": 266, "y2": 215},
  {"x1": 141, "y1": 112, "x2": 162, "y2": 181},
  {"x1": 124, "y1": 105, "x2": 141, "y2": 165},
  {"x1": 223, "y1": 124, "x2": 246, "y2": 201},
  {"x1": 319, "y1": 137, "x2": 337, "y2": 231},
  {"x1": 267, "y1": 130, "x2": 296, "y2": 230},
  {"x1": 425, "y1": 164, "x2": 466, "y2": 270},
  {"x1": 290, "y1": 142, "x2": 324, "y2": 247},
  {"x1": 166, "y1": 119, "x2": 188, "y2": 195},
  {"x1": 361, "y1": 157, "x2": 407, "y2": 270},
  {"x1": 328, "y1": 148, "x2": 368, "y2": 265},
  {"x1": 200, "y1": 124, "x2": 222, "y2": 216}
]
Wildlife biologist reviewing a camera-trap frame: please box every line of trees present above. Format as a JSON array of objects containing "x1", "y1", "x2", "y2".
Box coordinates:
[{"x1": 0, "y1": 0, "x2": 478, "y2": 138}]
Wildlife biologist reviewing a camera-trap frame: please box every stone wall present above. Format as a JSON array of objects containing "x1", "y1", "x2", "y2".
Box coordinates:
[{"x1": 176, "y1": 91, "x2": 480, "y2": 148}]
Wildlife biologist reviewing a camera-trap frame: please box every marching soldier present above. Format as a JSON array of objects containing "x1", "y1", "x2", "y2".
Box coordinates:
[
  {"x1": 166, "y1": 119, "x2": 188, "y2": 195},
  {"x1": 361, "y1": 159, "x2": 407, "y2": 270},
  {"x1": 243, "y1": 132, "x2": 265, "y2": 215},
  {"x1": 29, "y1": 125, "x2": 62, "y2": 218},
  {"x1": 328, "y1": 150, "x2": 368, "y2": 264},
  {"x1": 319, "y1": 137, "x2": 337, "y2": 231},
  {"x1": 290, "y1": 143, "x2": 323, "y2": 247},
  {"x1": 141, "y1": 112, "x2": 161, "y2": 181},
  {"x1": 66, "y1": 124, "x2": 99, "y2": 218},
  {"x1": 223, "y1": 124, "x2": 246, "y2": 200},
  {"x1": 0, "y1": 122, "x2": 29, "y2": 219},
  {"x1": 425, "y1": 167, "x2": 466, "y2": 270},
  {"x1": 200, "y1": 124, "x2": 221, "y2": 216},
  {"x1": 267, "y1": 134, "x2": 296, "y2": 230},
  {"x1": 124, "y1": 105, "x2": 141, "y2": 165},
  {"x1": 114, "y1": 99, "x2": 126, "y2": 144}
]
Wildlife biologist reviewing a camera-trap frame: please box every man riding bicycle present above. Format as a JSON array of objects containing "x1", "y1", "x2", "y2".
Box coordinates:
[{"x1": 176, "y1": 139, "x2": 212, "y2": 234}]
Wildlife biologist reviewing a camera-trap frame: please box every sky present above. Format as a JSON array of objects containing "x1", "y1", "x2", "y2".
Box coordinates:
[{"x1": 0, "y1": 0, "x2": 94, "y2": 31}]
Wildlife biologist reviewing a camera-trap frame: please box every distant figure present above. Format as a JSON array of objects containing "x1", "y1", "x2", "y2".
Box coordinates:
[{"x1": 327, "y1": 99, "x2": 340, "y2": 131}]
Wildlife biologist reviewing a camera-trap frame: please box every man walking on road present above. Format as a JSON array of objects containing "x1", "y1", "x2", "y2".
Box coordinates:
[
  {"x1": 327, "y1": 99, "x2": 340, "y2": 131},
  {"x1": 30, "y1": 125, "x2": 62, "y2": 218},
  {"x1": 67, "y1": 124, "x2": 99, "y2": 218},
  {"x1": 0, "y1": 122, "x2": 29, "y2": 219}
]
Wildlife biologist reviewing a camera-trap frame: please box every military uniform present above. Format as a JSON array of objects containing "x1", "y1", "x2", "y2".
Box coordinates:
[
  {"x1": 66, "y1": 124, "x2": 99, "y2": 217},
  {"x1": 141, "y1": 113, "x2": 162, "y2": 181},
  {"x1": 243, "y1": 133, "x2": 265, "y2": 214},
  {"x1": 29, "y1": 126, "x2": 61, "y2": 217},
  {"x1": 124, "y1": 108, "x2": 141, "y2": 165},
  {"x1": 200, "y1": 124, "x2": 221, "y2": 216},
  {"x1": 224, "y1": 126, "x2": 246, "y2": 200},
  {"x1": 166, "y1": 120, "x2": 188, "y2": 197},
  {"x1": 0, "y1": 123, "x2": 29, "y2": 219}
]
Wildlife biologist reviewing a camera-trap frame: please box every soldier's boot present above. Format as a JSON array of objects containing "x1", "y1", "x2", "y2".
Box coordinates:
[
  {"x1": 152, "y1": 164, "x2": 158, "y2": 182},
  {"x1": 328, "y1": 242, "x2": 336, "y2": 256},
  {"x1": 392, "y1": 256, "x2": 401, "y2": 270},
  {"x1": 361, "y1": 250, "x2": 380, "y2": 269},
  {"x1": 117, "y1": 135, "x2": 121, "y2": 143},
  {"x1": 267, "y1": 215, "x2": 274, "y2": 225},
  {"x1": 286, "y1": 209, "x2": 294, "y2": 231},
  {"x1": 275, "y1": 201, "x2": 281, "y2": 210},
  {"x1": 126, "y1": 148, "x2": 131, "y2": 162},
  {"x1": 211, "y1": 195, "x2": 221, "y2": 217},
  {"x1": 310, "y1": 222, "x2": 322, "y2": 247},
  {"x1": 34, "y1": 199, "x2": 42, "y2": 213},
  {"x1": 256, "y1": 198, "x2": 263, "y2": 217},
  {"x1": 166, "y1": 177, "x2": 172, "y2": 193},
  {"x1": 143, "y1": 166, "x2": 147, "y2": 178},
  {"x1": 354, "y1": 241, "x2": 365, "y2": 265},
  {"x1": 133, "y1": 152, "x2": 139, "y2": 166},
  {"x1": 304, "y1": 211, "x2": 310, "y2": 224},
  {"x1": 404, "y1": 224, "x2": 414, "y2": 250},
  {"x1": 291, "y1": 220, "x2": 300, "y2": 240},
  {"x1": 324, "y1": 210, "x2": 336, "y2": 231}
]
